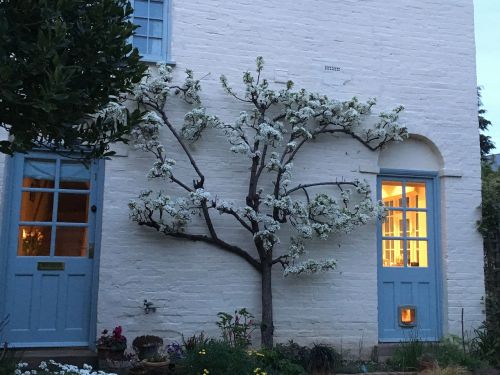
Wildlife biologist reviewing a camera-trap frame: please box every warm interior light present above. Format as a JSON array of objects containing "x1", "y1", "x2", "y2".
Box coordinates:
[{"x1": 400, "y1": 307, "x2": 416, "y2": 325}]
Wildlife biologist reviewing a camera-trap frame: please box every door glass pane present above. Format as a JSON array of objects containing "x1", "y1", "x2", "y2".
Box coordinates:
[
  {"x1": 20, "y1": 192, "x2": 54, "y2": 222},
  {"x1": 382, "y1": 181, "x2": 403, "y2": 207},
  {"x1": 23, "y1": 159, "x2": 55, "y2": 188},
  {"x1": 407, "y1": 212, "x2": 427, "y2": 238},
  {"x1": 60, "y1": 161, "x2": 90, "y2": 182},
  {"x1": 55, "y1": 227, "x2": 88, "y2": 257},
  {"x1": 382, "y1": 210, "x2": 403, "y2": 237},
  {"x1": 406, "y1": 182, "x2": 426, "y2": 208},
  {"x1": 407, "y1": 240, "x2": 428, "y2": 268},
  {"x1": 18, "y1": 226, "x2": 52, "y2": 256},
  {"x1": 57, "y1": 194, "x2": 89, "y2": 223},
  {"x1": 382, "y1": 239, "x2": 404, "y2": 267}
]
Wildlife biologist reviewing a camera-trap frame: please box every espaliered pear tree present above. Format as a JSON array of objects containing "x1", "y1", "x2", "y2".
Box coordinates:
[{"x1": 128, "y1": 58, "x2": 408, "y2": 347}]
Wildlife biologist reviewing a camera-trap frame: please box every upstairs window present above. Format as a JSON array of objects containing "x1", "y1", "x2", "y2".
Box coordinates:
[{"x1": 132, "y1": 0, "x2": 170, "y2": 62}]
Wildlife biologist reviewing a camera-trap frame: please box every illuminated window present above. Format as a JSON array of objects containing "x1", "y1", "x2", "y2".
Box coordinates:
[
  {"x1": 17, "y1": 159, "x2": 90, "y2": 257},
  {"x1": 399, "y1": 306, "x2": 416, "y2": 327},
  {"x1": 381, "y1": 180, "x2": 428, "y2": 268}
]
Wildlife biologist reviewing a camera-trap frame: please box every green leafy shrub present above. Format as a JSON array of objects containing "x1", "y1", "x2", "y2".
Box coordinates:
[
  {"x1": 308, "y1": 344, "x2": 341, "y2": 375},
  {"x1": 387, "y1": 336, "x2": 487, "y2": 372},
  {"x1": 274, "y1": 341, "x2": 310, "y2": 371},
  {"x1": 258, "y1": 348, "x2": 308, "y2": 375},
  {"x1": 177, "y1": 340, "x2": 259, "y2": 375},
  {"x1": 216, "y1": 308, "x2": 258, "y2": 348}
]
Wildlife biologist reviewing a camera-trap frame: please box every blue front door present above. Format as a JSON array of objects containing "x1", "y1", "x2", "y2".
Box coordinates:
[
  {"x1": 1, "y1": 153, "x2": 102, "y2": 347},
  {"x1": 377, "y1": 175, "x2": 441, "y2": 342}
]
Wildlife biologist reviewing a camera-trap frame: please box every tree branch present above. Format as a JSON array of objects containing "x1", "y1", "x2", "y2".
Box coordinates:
[
  {"x1": 286, "y1": 181, "x2": 358, "y2": 195},
  {"x1": 137, "y1": 220, "x2": 261, "y2": 272},
  {"x1": 149, "y1": 102, "x2": 206, "y2": 188}
]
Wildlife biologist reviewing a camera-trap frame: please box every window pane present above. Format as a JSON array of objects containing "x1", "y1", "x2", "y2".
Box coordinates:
[
  {"x1": 18, "y1": 226, "x2": 51, "y2": 256},
  {"x1": 406, "y1": 182, "x2": 426, "y2": 208},
  {"x1": 60, "y1": 181, "x2": 90, "y2": 190},
  {"x1": 149, "y1": 20, "x2": 163, "y2": 38},
  {"x1": 382, "y1": 239, "x2": 404, "y2": 267},
  {"x1": 382, "y1": 210, "x2": 403, "y2": 237},
  {"x1": 23, "y1": 159, "x2": 55, "y2": 188},
  {"x1": 134, "y1": 17, "x2": 148, "y2": 36},
  {"x1": 148, "y1": 38, "x2": 163, "y2": 55},
  {"x1": 407, "y1": 211, "x2": 427, "y2": 238},
  {"x1": 134, "y1": 36, "x2": 147, "y2": 54},
  {"x1": 407, "y1": 240, "x2": 428, "y2": 268},
  {"x1": 60, "y1": 161, "x2": 90, "y2": 183},
  {"x1": 57, "y1": 194, "x2": 89, "y2": 223},
  {"x1": 382, "y1": 181, "x2": 403, "y2": 207},
  {"x1": 55, "y1": 227, "x2": 88, "y2": 257},
  {"x1": 150, "y1": 0, "x2": 164, "y2": 17},
  {"x1": 21, "y1": 192, "x2": 53, "y2": 222},
  {"x1": 134, "y1": 0, "x2": 148, "y2": 17}
]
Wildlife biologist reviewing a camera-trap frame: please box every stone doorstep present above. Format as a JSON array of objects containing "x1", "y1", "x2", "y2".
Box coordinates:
[{"x1": 10, "y1": 348, "x2": 98, "y2": 370}]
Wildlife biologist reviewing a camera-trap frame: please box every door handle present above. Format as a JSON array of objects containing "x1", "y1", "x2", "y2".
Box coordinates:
[{"x1": 88, "y1": 243, "x2": 95, "y2": 259}]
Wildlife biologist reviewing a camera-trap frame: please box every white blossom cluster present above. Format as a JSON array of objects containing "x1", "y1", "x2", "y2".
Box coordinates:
[
  {"x1": 15, "y1": 361, "x2": 115, "y2": 375},
  {"x1": 128, "y1": 57, "x2": 407, "y2": 277},
  {"x1": 129, "y1": 189, "x2": 211, "y2": 233}
]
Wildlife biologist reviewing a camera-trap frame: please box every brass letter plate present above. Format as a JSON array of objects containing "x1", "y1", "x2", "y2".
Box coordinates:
[{"x1": 37, "y1": 262, "x2": 65, "y2": 271}]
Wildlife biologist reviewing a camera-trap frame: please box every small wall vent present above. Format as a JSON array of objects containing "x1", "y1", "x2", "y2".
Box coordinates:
[{"x1": 324, "y1": 65, "x2": 341, "y2": 72}]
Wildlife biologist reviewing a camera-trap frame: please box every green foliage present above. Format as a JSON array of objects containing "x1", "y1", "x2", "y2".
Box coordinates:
[
  {"x1": 177, "y1": 340, "x2": 259, "y2": 375},
  {"x1": 258, "y1": 348, "x2": 308, "y2": 375},
  {"x1": 473, "y1": 325, "x2": 500, "y2": 367},
  {"x1": 478, "y1": 87, "x2": 495, "y2": 160},
  {"x1": 308, "y1": 344, "x2": 341, "y2": 374},
  {"x1": 477, "y1": 164, "x2": 500, "y2": 365},
  {"x1": 274, "y1": 341, "x2": 311, "y2": 371},
  {"x1": 216, "y1": 308, "x2": 258, "y2": 348},
  {"x1": 182, "y1": 332, "x2": 210, "y2": 352},
  {"x1": 0, "y1": 0, "x2": 146, "y2": 156},
  {"x1": 387, "y1": 336, "x2": 487, "y2": 372}
]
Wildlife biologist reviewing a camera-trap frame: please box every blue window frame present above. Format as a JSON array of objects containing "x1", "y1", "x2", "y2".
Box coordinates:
[{"x1": 132, "y1": 0, "x2": 171, "y2": 62}]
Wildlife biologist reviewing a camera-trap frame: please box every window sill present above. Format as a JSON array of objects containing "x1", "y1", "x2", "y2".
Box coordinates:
[{"x1": 140, "y1": 57, "x2": 176, "y2": 66}]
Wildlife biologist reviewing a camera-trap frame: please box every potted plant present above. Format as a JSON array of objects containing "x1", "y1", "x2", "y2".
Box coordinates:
[
  {"x1": 132, "y1": 335, "x2": 164, "y2": 360},
  {"x1": 143, "y1": 350, "x2": 169, "y2": 372},
  {"x1": 97, "y1": 326, "x2": 128, "y2": 361}
]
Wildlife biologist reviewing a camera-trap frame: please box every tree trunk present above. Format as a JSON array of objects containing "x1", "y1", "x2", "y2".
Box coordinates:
[{"x1": 260, "y1": 260, "x2": 274, "y2": 348}]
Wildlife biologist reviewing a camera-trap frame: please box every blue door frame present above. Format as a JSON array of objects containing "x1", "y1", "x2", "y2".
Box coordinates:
[
  {"x1": 377, "y1": 169, "x2": 442, "y2": 342},
  {"x1": 0, "y1": 152, "x2": 105, "y2": 348}
]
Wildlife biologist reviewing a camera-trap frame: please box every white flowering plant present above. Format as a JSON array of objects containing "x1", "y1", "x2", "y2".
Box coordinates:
[
  {"x1": 15, "y1": 360, "x2": 116, "y2": 375},
  {"x1": 125, "y1": 57, "x2": 408, "y2": 347}
]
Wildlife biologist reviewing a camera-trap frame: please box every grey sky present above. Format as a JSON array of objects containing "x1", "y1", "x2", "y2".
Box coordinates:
[{"x1": 475, "y1": 0, "x2": 500, "y2": 152}]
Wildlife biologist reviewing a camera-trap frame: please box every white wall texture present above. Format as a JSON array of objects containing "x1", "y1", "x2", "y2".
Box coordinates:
[{"x1": 0, "y1": 0, "x2": 482, "y2": 352}]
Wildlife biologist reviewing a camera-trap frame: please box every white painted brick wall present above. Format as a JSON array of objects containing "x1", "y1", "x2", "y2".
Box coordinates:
[
  {"x1": 0, "y1": 0, "x2": 483, "y2": 353},
  {"x1": 96, "y1": 0, "x2": 483, "y2": 351}
]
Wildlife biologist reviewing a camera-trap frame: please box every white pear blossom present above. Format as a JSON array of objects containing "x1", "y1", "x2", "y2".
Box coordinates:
[{"x1": 128, "y1": 56, "x2": 407, "y2": 281}]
